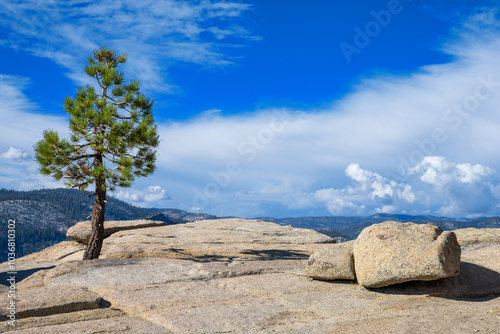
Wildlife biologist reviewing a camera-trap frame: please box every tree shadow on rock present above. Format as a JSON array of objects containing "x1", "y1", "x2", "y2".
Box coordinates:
[
  {"x1": 316, "y1": 279, "x2": 358, "y2": 286},
  {"x1": 166, "y1": 248, "x2": 310, "y2": 263},
  {"x1": 0, "y1": 266, "x2": 55, "y2": 286},
  {"x1": 239, "y1": 249, "x2": 310, "y2": 261},
  {"x1": 166, "y1": 247, "x2": 233, "y2": 263}
]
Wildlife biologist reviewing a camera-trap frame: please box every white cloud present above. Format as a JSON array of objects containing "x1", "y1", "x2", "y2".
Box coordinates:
[
  {"x1": 144, "y1": 185, "x2": 168, "y2": 202},
  {"x1": 1, "y1": 146, "x2": 28, "y2": 160},
  {"x1": 313, "y1": 156, "x2": 500, "y2": 217},
  {"x1": 114, "y1": 185, "x2": 170, "y2": 207},
  {"x1": 314, "y1": 164, "x2": 416, "y2": 215},
  {"x1": 315, "y1": 188, "x2": 363, "y2": 215},
  {"x1": 199, "y1": 108, "x2": 222, "y2": 119},
  {"x1": 407, "y1": 156, "x2": 497, "y2": 216},
  {"x1": 375, "y1": 205, "x2": 397, "y2": 214},
  {"x1": 463, "y1": 7, "x2": 500, "y2": 31},
  {"x1": 457, "y1": 163, "x2": 493, "y2": 183},
  {"x1": 0, "y1": 0, "x2": 258, "y2": 92},
  {"x1": 398, "y1": 185, "x2": 416, "y2": 204},
  {"x1": 409, "y1": 156, "x2": 494, "y2": 188}
]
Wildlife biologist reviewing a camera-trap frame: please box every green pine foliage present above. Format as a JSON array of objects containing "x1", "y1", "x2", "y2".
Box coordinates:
[{"x1": 34, "y1": 46, "x2": 159, "y2": 192}]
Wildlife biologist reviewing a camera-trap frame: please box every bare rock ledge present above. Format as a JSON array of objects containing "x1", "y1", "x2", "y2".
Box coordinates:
[
  {"x1": 66, "y1": 219, "x2": 167, "y2": 244},
  {"x1": 1, "y1": 219, "x2": 499, "y2": 333}
]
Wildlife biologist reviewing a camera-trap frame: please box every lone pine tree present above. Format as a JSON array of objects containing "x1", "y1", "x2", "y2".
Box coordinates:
[{"x1": 35, "y1": 46, "x2": 159, "y2": 260}]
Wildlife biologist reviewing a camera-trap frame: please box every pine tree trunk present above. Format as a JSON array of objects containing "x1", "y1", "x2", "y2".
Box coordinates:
[{"x1": 83, "y1": 159, "x2": 106, "y2": 260}]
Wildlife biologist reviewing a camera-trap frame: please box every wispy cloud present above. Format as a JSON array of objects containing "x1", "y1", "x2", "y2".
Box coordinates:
[
  {"x1": 0, "y1": 0, "x2": 258, "y2": 92},
  {"x1": 0, "y1": 75, "x2": 68, "y2": 149},
  {"x1": 0, "y1": 75, "x2": 67, "y2": 190}
]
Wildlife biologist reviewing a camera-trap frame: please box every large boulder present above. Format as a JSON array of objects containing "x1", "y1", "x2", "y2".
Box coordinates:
[
  {"x1": 353, "y1": 221, "x2": 461, "y2": 288},
  {"x1": 66, "y1": 219, "x2": 166, "y2": 244},
  {"x1": 306, "y1": 240, "x2": 355, "y2": 280}
]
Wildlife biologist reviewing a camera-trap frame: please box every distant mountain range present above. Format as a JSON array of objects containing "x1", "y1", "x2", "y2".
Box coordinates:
[
  {"x1": 1, "y1": 188, "x2": 499, "y2": 260},
  {"x1": 258, "y1": 213, "x2": 498, "y2": 240},
  {"x1": 146, "y1": 208, "x2": 219, "y2": 222}
]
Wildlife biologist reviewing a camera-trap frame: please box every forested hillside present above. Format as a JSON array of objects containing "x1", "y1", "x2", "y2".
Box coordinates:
[{"x1": 0, "y1": 188, "x2": 153, "y2": 259}]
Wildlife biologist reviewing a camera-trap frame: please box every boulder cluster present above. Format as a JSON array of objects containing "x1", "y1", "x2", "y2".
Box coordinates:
[{"x1": 307, "y1": 221, "x2": 462, "y2": 288}]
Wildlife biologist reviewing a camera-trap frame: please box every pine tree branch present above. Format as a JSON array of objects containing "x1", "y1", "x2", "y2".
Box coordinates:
[
  {"x1": 71, "y1": 154, "x2": 98, "y2": 161},
  {"x1": 106, "y1": 96, "x2": 130, "y2": 106},
  {"x1": 74, "y1": 143, "x2": 91, "y2": 149},
  {"x1": 95, "y1": 77, "x2": 104, "y2": 90},
  {"x1": 112, "y1": 113, "x2": 134, "y2": 120}
]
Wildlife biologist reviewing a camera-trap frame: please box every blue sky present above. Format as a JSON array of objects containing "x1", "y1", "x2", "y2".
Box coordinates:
[{"x1": 1, "y1": 0, "x2": 500, "y2": 218}]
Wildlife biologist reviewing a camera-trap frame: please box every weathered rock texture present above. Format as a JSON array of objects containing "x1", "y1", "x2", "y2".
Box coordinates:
[
  {"x1": 306, "y1": 240, "x2": 355, "y2": 280},
  {"x1": 353, "y1": 221, "x2": 461, "y2": 288},
  {"x1": 1, "y1": 219, "x2": 499, "y2": 333},
  {"x1": 66, "y1": 219, "x2": 166, "y2": 244},
  {"x1": 453, "y1": 227, "x2": 500, "y2": 248},
  {"x1": 0, "y1": 286, "x2": 101, "y2": 320}
]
